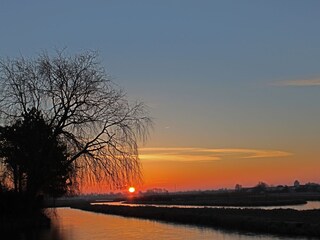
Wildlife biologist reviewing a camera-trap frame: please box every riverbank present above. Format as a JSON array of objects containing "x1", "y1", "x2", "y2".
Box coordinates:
[
  {"x1": 0, "y1": 212, "x2": 51, "y2": 229},
  {"x1": 128, "y1": 191, "x2": 320, "y2": 207},
  {"x1": 0, "y1": 192, "x2": 51, "y2": 238},
  {"x1": 72, "y1": 203, "x2": 320, "y2": 238},
  {"x1": 129, "y1": 199, "x2": 307, "y2": 207}
]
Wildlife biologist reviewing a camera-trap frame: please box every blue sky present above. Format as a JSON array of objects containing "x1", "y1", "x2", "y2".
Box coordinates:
[{"x1": 1, "y1": 1, "x2": 320, "y2": 189}]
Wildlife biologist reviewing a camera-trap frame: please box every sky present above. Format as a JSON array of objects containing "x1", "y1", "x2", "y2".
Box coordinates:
[{"x1": 1, "y1": 1, "x2": 320, "y2": 192}]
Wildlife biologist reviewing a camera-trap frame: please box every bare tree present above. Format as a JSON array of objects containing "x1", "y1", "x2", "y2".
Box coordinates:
[{"x1": 0, "y1": 50, "x2": 152, "y2": 192}]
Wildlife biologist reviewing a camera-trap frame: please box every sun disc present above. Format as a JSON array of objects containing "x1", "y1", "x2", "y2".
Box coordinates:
[{"x1": 128, "y1": 187, "x2": 135, "y2": 193}]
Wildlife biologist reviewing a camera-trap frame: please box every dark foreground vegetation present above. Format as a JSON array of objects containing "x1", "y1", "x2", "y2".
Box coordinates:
[
  {"x1": 73, "y1": 202, "x2": 320, "y2": 238},
  {"x1": 0, "y1": 192, "x2": 50, "y2": 238}
]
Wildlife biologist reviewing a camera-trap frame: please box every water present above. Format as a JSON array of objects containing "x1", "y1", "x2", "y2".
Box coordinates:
[
  {"x1": 44, "y1": 208, "x2": 304, "y2": 240},
  {"x1": 91, "y1": 200, "x2": 320, "y2": 210}
]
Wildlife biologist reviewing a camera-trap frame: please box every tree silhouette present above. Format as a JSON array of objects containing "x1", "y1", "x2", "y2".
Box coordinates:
[
  {"x1": 253, "y1": 181, "x2": 268, "y2": 193},
  {"x1": 0, "y1": 50, "x2": 152, "y2": 197},
  {"x1": 0, "y1": 108, "x2": 74, "y2": 198}
]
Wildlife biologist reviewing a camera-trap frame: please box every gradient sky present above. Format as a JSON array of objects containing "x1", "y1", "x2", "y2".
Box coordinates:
[{"x1": 1, "y1": 1, "x2": 320, "y2": 192}]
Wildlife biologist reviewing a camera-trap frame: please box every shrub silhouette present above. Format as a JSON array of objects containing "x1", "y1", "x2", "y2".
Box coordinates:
[{"x1": 0, "y1": 108, "x2": 74, "y2": 199}]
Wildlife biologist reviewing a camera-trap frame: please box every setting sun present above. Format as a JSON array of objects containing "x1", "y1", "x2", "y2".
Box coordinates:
[{"x1": 128, "y1": 187, "x2": 135, "y2": 193}]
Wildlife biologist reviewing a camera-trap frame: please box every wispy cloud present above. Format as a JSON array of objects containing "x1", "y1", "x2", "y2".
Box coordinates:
[
  {"x1": 272, "y1": 78, "x2": 320, "y2": 87},
  {"x1": 139, "y1": 147, "x2": 292, "y2": 162}
]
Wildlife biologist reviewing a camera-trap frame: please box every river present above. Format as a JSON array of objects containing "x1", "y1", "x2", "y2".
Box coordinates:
[{"x1": 34, "y1": 208, "x2": 313, "y2": 240}]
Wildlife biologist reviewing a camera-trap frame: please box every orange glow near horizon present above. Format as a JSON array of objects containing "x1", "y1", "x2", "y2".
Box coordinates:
[
  {"x1": 79, "y1": 147, "x2": 320, "y2": 194},
  {"x1": 139, "y1": 147, "x2": 320, "y2": 192}
]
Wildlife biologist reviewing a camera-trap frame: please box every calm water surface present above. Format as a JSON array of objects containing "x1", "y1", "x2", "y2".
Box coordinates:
[
  {"x1": 41, "y1": 208, "x2": 310, "y2": 240},
  {"x1": 91, "y1": 200, "x2": 320, "y2": 210}
]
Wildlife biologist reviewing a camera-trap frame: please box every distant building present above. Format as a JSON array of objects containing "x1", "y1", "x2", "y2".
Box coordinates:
[
  {"x1": 294, "y1": 180, "x2": 300, "y2": 188},
  {"x1": 235, "y1": 184, "x2": 242, "y2": 191}
]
